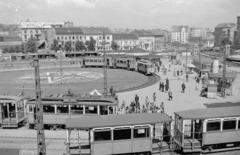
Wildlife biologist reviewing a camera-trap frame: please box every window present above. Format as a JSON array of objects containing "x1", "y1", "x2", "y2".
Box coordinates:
[
  {"x1": 85, "y1": 106, "x2": 98, "y2": 114},
  {"x1": 70, "y1": 105, "x2": 83, "y2": 114},
  {"x1": 56, "y1": 105, "x2": 69, "y2": 114},
  {"x1": 98, "y1": 59, "x2": 101, "y2": 62},
  {"x1": 134, "y1": 127, "x2": 149, "y2": 138},
  {"x1": 65, "y1": 36, "x2": 67, "y2": 40},
  {"x1": 76, "y1": 36, "x2": 78, "y2": 39},
  {"x1": 72, "y1": 36, "x2": 75, "y2": 40},
  {"x1": 69, "y1": 36, "x2": 71, "y2": 40},
  {"x1": 107, "y1": 36, "x2": 110, "y2": 40},
  {"x1": 223, "y1": 120, "x2": 236, "y2": 130},
  {"x1": 100, "y1": 106, "x2": 108, "y2": 115},
  {"x1": 109, "y1": 106, "x2": 114, "y2": 114},
  {"x1": 90, "y1": 59, "x2": 93, "y2": 62},
  {"x1": 114, "y1": 128, "x2": 131, "y2": 140},
  {"x1": 57, "y1": 36, "x2": 60, "y2": 40},
  {"x1": 94, "y1": 59, "x2": 97, "y2": 62},
  {"x1": 61, "y1": 36, "x2": 63, "y2": 40},
  {"x1": 207, "y1": 121, "x2": 221, "y2": 131},
  {"x1": 94, "y1": 130, "x2": 111, "y2": 141},
  {"x1": 99, "y1": 36, "x2": 102, "y2": 40},
  {"x1": 43, "y1": 105, "x2": 55, "y2": 113},
  {"x1": 28, "y1": 104, "x2": 35, "y2": 113}
]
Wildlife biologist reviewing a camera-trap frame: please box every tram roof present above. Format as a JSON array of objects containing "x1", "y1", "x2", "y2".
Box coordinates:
[
  {"x1": 175, "y1": 106, "x2": 240, "y2": 120},
  {"x1": 204, "y1": 101, "x2": 240, "y2": 108},
  {"x1": 0, "y1": 95, "x2": 23, "y2": 103},
  {"x1": 66, "y1": 113, "x2": 172, "y2": 129}
]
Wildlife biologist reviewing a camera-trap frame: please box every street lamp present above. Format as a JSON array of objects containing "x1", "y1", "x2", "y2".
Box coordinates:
[
  {"x1": 221, "y1": 44, "x2": 230, "y2": 98},
  {"x1": 58, "y1": 42, "x2": 63, "y2": 84}
]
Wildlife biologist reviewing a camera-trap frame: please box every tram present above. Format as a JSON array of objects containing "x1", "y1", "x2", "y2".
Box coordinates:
[
  {"x1": 174, "y1": 106, "x2": 240, "y2": 154},
  {"x1": 0, "y1": 95, "x2": 25, "y2": 128},
  {"x1": 115, "y1": 57, "x2": 136, "y2": 70},
  {"x1": 137, "y1": 59, "x2": 156, "y2": 75},
  {"x1": 64, "y1": 113, "x2": 173, "y2": 155},
  {"x1": 26, "y1": 95, "x2": 118, "y2": 130}
]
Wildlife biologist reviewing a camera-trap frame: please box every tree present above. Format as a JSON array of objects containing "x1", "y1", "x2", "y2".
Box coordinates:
[
  {"x1": 15, "y1": 45, "x2": 21, "y2": 53},
  {"x1": 111, "y1": 41, "x2": 118, "y2": 50},
  {"x1": 26, "y1": 37, "x2": 38, "y2": 53},
  {"x1": 75, "y1": 41, "x2": 86, "y2": 51},
  {"x1": 85, "y1": 37, "x2": 96, "y2": 51},
  {"x1": 8, "y1": 46, "x2": 15, "y2": 53},
  {"x1": 2, "y1": 47, "x2": 9, "y2": 53},
  {"x1": 51, "y1": 39, "x2": 60, "y2": 51},
  {"x1": 64, "y1": 41, "x2": 72, "y2": 52}
]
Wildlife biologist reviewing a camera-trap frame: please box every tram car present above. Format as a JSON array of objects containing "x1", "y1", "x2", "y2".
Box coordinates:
[
  {"x1": 0, "y1": 95, "x2": 25, "y2": 128},
  {"x1": 115, "y1": 57, "x2": 136, "y2": 70},
  {"x1": 174, "y1": 106, "x2": 240, "y2": 154},
  {"x1": 82, "y1": 56, "x2": 113, "y2": 68},
  {"x1": 64, "y1": 113, "x2": 173, "y2": 155},
  {"x1": 137, "y1": 59, "x2": 156, "y2": 75},
  {"x1": 26, "y1": 95, "x2": 118, "y2": 130}
]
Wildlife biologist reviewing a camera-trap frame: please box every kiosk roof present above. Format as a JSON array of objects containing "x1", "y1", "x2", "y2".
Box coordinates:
[
  {"x1": 66, "y1": 113, "x2": 172, "y2": 129},
  {"x1": 175, "y1": 106, "x2": 240, "y2": 120}
]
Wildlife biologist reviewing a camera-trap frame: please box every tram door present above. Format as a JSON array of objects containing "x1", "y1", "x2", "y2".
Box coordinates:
[
  {"x1": 2, "y1": 103, "x2": 16, "y2": 120},
  {"x1": 127, "y1": 60, "x2": 130, "y2": 70}
]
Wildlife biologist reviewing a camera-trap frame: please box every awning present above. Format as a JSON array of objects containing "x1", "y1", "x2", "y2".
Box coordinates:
[{"x1": 187, "y1": 64, "x2": 195, "y2": 68}]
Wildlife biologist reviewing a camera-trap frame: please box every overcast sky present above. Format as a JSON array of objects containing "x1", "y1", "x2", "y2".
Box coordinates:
[{"x1": 0, "y1": 0, "x2": 239, "y2": 30}]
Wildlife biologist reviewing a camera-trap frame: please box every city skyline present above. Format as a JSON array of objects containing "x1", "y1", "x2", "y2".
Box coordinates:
[{"x1": 0, "y1": 0, "x2": 239, "y2": 30}]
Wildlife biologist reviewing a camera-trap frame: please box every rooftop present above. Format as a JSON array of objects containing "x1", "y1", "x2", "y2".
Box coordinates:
[
  {"x1": 215, "y1": 23, "x2": 236, "y2": 29},
  {"x1": 171, "y1": 25, "x2": 189, "y2": 32},
  {"x1": 54, "y1": 27, "x2": 83, "y2": 35},
  {"x1": 131, "y1": 29, "x2": 154, "y2": 37},
  {"x1": 175, "y1": 106, "x2": 240, "y2": 120},
  {"x1": 66, "y1": 113, "x2": 172, "y2": 129},
  {"x1": 80, "y1": 27, "x2": 112, "y2": 35},
  {"x1": 113, "y1": 33, "x2": 138, "y2": 40}
]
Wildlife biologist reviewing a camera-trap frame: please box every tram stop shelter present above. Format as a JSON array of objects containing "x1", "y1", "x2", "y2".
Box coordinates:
[
  {"x1": 209, "y1": 71, "x2": 237, "y2": 96},
  {"x1": 65, "y1": 113, "x2": 173, "y2": 155},
  {"x1": 124, "y1": 47, "x2": 149, "y2": 56},
  {"x1": 0, "y1": 95, "x2": 25, "y2": 128}
]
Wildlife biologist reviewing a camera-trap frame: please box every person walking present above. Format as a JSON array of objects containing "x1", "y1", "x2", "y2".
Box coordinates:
[
  {"x1": 130, "y1": 100, "x2": 136, "y2": 113},
  {"x1": 153, "y1": 93, "x2": 156, "y2": 106},
  {"x1": 162, "y1": 82, "x2": 165, "y2": 92},
  {"x1": 160, "y1": 102, "x2": 165, "y2": 113},
  {"x1": 186, "y1": 74, "x2": 189, "y2": 82},
  {"x1": 195, "y1": 77, "x2": 200, "y2": 90},
  {"x1": 145, "y1": 96, "x2": 150, "y2": 111},
  {"x1": 166, "y1": 78, "x2": 169, "y2": 86},
  {"x1": 182, "y1": 82, "x2": 186, "y2": 93},
  {"x1": 135, "y1": 94, "x2": 140, "y2": 112},
  {"x1": 177, "y1": 70, "x2": 180, "y2": 79},
  {"x1": 180, "y1": 70, "x2": 183, "y2": 76},
  {"x1": 168, "y1": 89, "x2": 172, "y2": 101},
  {"x1": 121, "y1": 101, "x2": 125, "y2": 114},
  {"x1": 165, "y1": 83, "x2": 168, "y2": 92},
  {"x1": 159, "y1": 81, "x2": 161, "y2": 90}
]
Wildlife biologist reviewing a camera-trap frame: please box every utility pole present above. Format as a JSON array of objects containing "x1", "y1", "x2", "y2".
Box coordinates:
[
  {"x1": 221, "y1": 45, "x2": 230, "y2": 98},
  {"x1": 58, "y1": 42, "x2": 63, "y2": 84},
  {"x1": 33, "y1": 58, "x2": 46, "y2": 155},
  {"x1": 185, "y1": 44, "x2": 188, "y2": 71},
  {"x1": 101, "y1": 31, "x2": 108, "y2": 96}
]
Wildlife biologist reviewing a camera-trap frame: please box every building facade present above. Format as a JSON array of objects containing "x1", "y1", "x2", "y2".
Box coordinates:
[
  {"x1": 190, "y1": 28, "x2": 207, "y2": 37},
  {"x1": 171, "y1": 25, "x2": 189, "y2": 43},
  {"x1": 20, "y1": 21, "x2": 66, "y2": 42},
  {"x1": 234, "y1": 15, "x2": 240, "y2": 50},
  {"x1": 149, "y1": 30, "x2": 165, "y2": 50},
  {"x1": 81, "y1": 27, "x2": 113, "y2": 51},
  {"x1": 131, "y1": 30, "x2": 154, "y2": 51},
  {"x1": 214, "y1": 23, "x2": 236, "y2": 47},
  {"x1": 112, "y1": 34, "x2": 138, "y2": 50}
]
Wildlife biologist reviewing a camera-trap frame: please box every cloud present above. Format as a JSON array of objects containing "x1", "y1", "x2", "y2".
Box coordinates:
[{"x1": 45, "y1": 0, "x2": 98, "y2": 7}]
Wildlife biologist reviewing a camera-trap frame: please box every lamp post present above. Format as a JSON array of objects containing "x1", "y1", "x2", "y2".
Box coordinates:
[
  {"x1": 221, "y1": 44, "x2": 230, "y2": 98},
  {"x1": 58, "y1": 42, "x2": 63, "y2": 84}
]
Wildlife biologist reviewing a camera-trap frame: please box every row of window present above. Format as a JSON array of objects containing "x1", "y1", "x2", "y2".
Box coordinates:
[
  {"x1": 207, "y1": 119, "x2": 240, "y2": 132},
  {"x1": 93, "y1": 127, "x2": 150, "y2": 142},
  {"x1": 84, "y1": 59, "x2": 104, "y2": 62},
  {"x1": 23, "y1": 30, "x2": 41, "y2": 34},
  {"x1": 28, "y1": 104, "x2": 115, "y2": 115},
  {"x1": 138, "y1": 63, "x2": 154, "y2": 68},
  {"x1": 56, "y1": 36, "x2": 111, "y2": 41}
]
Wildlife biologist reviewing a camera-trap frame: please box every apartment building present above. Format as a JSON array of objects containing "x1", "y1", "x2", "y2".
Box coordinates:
[
  {"x1": 112, "y1": 33, "x2": 138, "y2": 50},
  {"x1": 171, "y1": 25, "x2": 189, "y2": 43},
  {"x1": 131, "y1": 30, "x2": 154, "y2": 51}
]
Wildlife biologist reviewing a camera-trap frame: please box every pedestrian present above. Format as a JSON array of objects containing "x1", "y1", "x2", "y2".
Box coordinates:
[
  {"x1": 142, "y1": 105, "x2": 147, "y2": 113},
  {"x1": 109, "y1": 86, "x2": 114, "y2": 96},
  {"x1": 135, "y1": 94, "x2": 140, "y2": 112},
  {"x1": 165, "y1": 83, "x2": 168, "y2": 92},
  {"x1": 162, "y1": 82, "x2": 165, "y2": 92},
  {"x1": 145, "y1": 96, "x2": 150, "y2": 111},
  {"x1": 159, "y1": 81, "x2": 161, "y2": 90},
  {"x1": 182, "y1": 82, "x2": 186, "y2": 93},
  {"x1": 153, "y1": 93, "x2": 156, "y2": 106},
  {"x1": 166, "y1": 78, "x2": 169, "y2": 86},
  {"x1": 121, "y1": 101, "x2": 125, "y2": 114},
  {"x1": 186, "y1": 74, "x2": 189, "y2": 82},
  {"x1": 180, "y1": 70, "x2": 183, "y2": 76},
  {"x1": 168, "y1": 89, "x2": 172, "y2": 101},
  {"x1": 160, "y1": 102, "x2": 165, "y2": 113},
  {"x1": 157, "y1": 66, "x2": 160, "y2": 72},
  {"x1": 177, "y1": 70, "x2": 180, "y2": 79},
  {"x1": 195, "y1": 77, "x2": 199, "y2": 90},
  {"x1": 130, "y1": 100, "x2": 136, "y2": 113},
  {"x1": 173, "y1": 69, "x2": 176, "y2": 76}
]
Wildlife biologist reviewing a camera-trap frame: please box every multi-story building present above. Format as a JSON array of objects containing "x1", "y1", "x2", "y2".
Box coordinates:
[
  {"x1": 190, "y1": 27, "x2": 207, "y2": 37},
  {"x1": 131, "y1": 30, "x2": 154, "y2": 51},
  {"x1": 214, "y1": 23, "x2": 236, "y2": 47},
  {"x1": 171, "y1": 25, "x2": 189, "y2": 43},
  {"x1": 20, "y1": 20, "x2": 65, "y2": 42},
  {"x1": 234, "y1": 14, "x2": 240, "y2": 50},
  {"x1": 112, "y1": 34, "x2": 138, "y2": 50},
  {"x1": 81, "y1": 27, "x2": 113, "y2": 51},
  {"x1": 149, "y1": 29, "x2": 165, "y2": 50}
]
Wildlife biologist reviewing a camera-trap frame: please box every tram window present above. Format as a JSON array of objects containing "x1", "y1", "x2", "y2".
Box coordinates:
[
  {"x1": 85, "y1": 59, "x2": 89, "y2": 62},
  {"x1": 28, "y1": 104, "x2": 35, "y2": 113},
  {"x1": 113, "y1": 128, "x2": 131, "y2": 140},
  {"x1": 90, "y1": 59, "x2": 93, "y2": 62},
  {"x1": 56, "y1": 105, "x2": 69, "y2": 114},
  {"x1": 94, "y1": 59, "x2": 97, "y2": 62},
  {"x1": 206, "y1": 121, "x2": 221, "y2": 132},
  {"x1": 70, "y1": 105, "x2": 83, "y2": 114},
  {"x1": 223, "y1": 120, "x2": 236, "y2": 130},
  {"x1": 109, "y1": 106, "x2": 113, "y2": 114},
  {"x1": 98, "y1": 59, "x2": 101, "y2": 62},
  {"x1": 85, "y1": 106, "x2": 98, "y2": 114},
  {"x1": 43, "y1": 105, "x2": 55, "y2": 113},
  {"x1": 134, "y1": 128, "x2": 149, "y2": 138},
  {"x1": 94, "y1": 131, "x2": 111, "y2": 141},
  {"x1": 100, "y1": 106, "x2": 108, "y2": 115}
]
